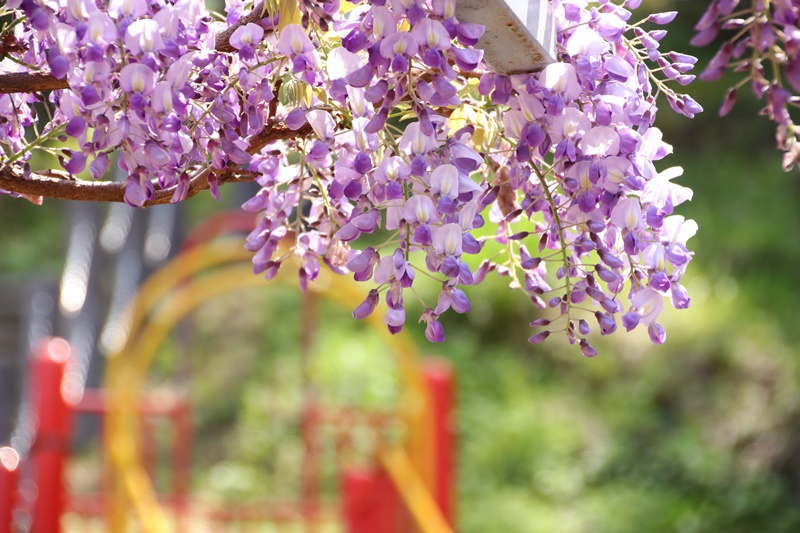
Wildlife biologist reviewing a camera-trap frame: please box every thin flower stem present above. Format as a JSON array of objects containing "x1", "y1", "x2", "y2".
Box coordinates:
[
  {"x1": 532, "y1": 163, "x2": 572, "y2": 326},
  {"x1": 309, "y1": 164, "x2": 338, "y2": 230},
  {"x1": 374, "y1": 231, "x2": 402, "y2": 252},
  {"x1": 4, "y1": 123, "x2": 66, "y2": 167},
  {"x1": 408, "y1": 262, "x2": 446, "y2": 283},
  {"x1": 409, "y1": 286, "x2": 429, "y2": 309}
]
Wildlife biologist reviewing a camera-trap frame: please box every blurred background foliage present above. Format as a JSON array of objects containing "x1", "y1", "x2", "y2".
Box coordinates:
[{"x1": 5, "y1": 0, "x2": 800, "y2": 531}]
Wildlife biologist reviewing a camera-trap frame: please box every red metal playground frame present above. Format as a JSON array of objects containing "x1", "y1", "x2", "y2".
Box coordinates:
[{"x1": 1, "y1": 337, "x2": 457, "y2": 532}]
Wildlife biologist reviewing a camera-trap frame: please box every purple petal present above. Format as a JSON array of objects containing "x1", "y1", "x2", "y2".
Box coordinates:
[
  {"x1": 335, "y1": 222, "x2": 360, "y2": 242},
  {"x1": 48, "y1": 54, "x2": 70, "y2": 79},
  {"x1": 352, "y1": 210, "x2": 380, "y2": 232},
  {"x1": 649, "y1": 11, "x2": 678, "y2": 24},
  {"x1": 622, "y1": 312, "x2": 640, "y2": 332},
  {"x1": 414, "y1": 223, "x2": 432, "y2": 246},
  {"x1": 425, "y1": 319, "x2": 445, "y2": 342},
  {"x1": 528, "y1": 331, "x2": 550, "y2": 344},
  {"x1": 451, "y1": 289, "x2": 470, "y2": 313},
  {"x1": 64, "y1": 152, "x2": 86, "y2": 174},
  {"x1": 89, "y1": 153, "x2": 109, "y2": 179},
  {"x1": 364, "y1": 108, "x2": 388, "y2": 134},
  {"x1": 580, "y1": 339, "x2": 598, "y2": 357},
  {"x1": 719, "y1": 87, "x2": 737, "y2": 117},
  {"x1": 670, "y1": 283, "x2": 691, "y2": 309},
  {"x1": 353, "y1": 289, "x2": 379, "y2": 319},
  {"x1": 345, "y1": 64, "x2": 374, "y2": 88},
  {"x1": 347, "y1": 247, "x2": 376, "y2": 272},
  {"x1": 285, "y1": 108, "x2": 308, "y2": 130},
  {"x1": 365, "y1": 80, "x2": 389, "y2": 103},
  {"x1": 30, "y1": 8, "x2": 50, "y2": 31},
  {"x1": 650, "y1": 271, "x2": 671, "y2": 292},
  {"x1": 208, "y1": 173, "x2": 221, "y2": 201},
  {"x1": 124, "y1": 176, "x2": 147, "y2": 206},
  {"x1": 456, "y1": 23, "x2": 484, "y2": 46},
  {"x1": 384, "y1": 306, "x2": 406, "y2": 328},
  {"x1": 690, "y1": 24, "x2": 719, "y2": 47},
  {"x1": 65, "y1": 116, "x2": 87, "y2": 137},
  {"x1": 462, "y1": 233, "x2": 481, "y2": 254},
  {"x1": 344, "y1": 180, "x2": 364, "y2": 199},
  {"x1": 605, "y1": 56, "x2": 634, "y2": 81},
  {"x1": 648, "y1": 322, "x2": 666, "y2": 344}
]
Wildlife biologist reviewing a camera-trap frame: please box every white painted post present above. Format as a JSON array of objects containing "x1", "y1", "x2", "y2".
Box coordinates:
[{"x1": 456, "y1": 0, "x2": 556, "y2": 75}]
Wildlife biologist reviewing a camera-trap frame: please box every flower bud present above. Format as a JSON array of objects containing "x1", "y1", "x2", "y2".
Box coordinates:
[{"x1": 353, "y1": 290, "x2": 379, "y2": 320}]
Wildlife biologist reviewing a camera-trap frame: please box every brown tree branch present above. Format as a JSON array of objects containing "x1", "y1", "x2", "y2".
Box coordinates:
[
  {"x1": 0, "y1": 72, "x2": 69, "y2": 94},
  {"x1": 214, "y1": 1, "x2": 272, "y2": 54},
  {"x1": 0, "y1": 122, "x2": 313, "y2": 205},
  {"x1": 0, "y1": 1, "x2": 272, "y2": 95},
  {"x1": 0, "y1": 3, "x2": 305, "y2": 205}
]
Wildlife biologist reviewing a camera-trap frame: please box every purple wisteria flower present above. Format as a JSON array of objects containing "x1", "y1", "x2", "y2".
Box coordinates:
[
  {"x1": 692, "y1": 1, "x2": 800, "y2": 169},
  {"x1": 230, "y1": 23, "x2": 265, "y2": 60},
  {"x1": 0, "y1": 0, "x2": 701, "y2": 355}
]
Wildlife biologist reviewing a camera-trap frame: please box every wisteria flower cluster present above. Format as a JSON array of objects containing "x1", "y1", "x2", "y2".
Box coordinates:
[
  {"x1": 0, "y1": 0, "x2": 701, "y2": 355},
  {"x1": 694, "y1": 0, "x2": 800, "y2": 170},
  {"x1": 0, "y1": 0, "x2": 322, "y2": 201}
]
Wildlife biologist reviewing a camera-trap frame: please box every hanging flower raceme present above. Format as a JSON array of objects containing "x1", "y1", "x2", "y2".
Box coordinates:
[
  {"x1": 692, "y1": 0, "x2": 800, "y2": 169},
  {"x1": 0, "y1": 0, "x2": 701, "y2": 355}
]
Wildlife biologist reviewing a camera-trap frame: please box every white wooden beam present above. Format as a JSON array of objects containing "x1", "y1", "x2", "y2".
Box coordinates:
[{"x1": 456, "y1": 0, "x2": 556, "y2": 75}]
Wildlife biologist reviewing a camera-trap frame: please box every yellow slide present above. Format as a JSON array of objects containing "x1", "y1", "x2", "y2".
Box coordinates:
[{"x1": 103, "y1": 237, "x2": 452, "y2": 532}]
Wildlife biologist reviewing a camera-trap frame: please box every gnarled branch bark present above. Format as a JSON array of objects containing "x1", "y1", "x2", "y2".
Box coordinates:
[
  {"x1": 0, "y1": 122, "x2": 312, "y2": 205},
  {"x1": 0, "y1": 72, "x2": 69, "y2": 94},
  {"x1": 0, "y1": 0, "x2": 307, "y2": 206},
  {"x1": 214, "y1": 1, "x2": 272, "y2": 54}
]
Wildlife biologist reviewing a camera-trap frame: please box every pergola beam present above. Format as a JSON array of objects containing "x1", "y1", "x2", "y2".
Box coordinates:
[{"x1": 456, "y1": 0, "x2": 556, "y2": 75}]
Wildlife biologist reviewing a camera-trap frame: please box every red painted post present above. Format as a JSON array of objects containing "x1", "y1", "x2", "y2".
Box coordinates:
[
  {"x1": 300, "y1": 401, "x2": 322, "y2": 531},
  {"x1": 140, "y1": 414, "x2": 157, "y2": 483},
  {"x1": 0, "y1": 447, "x2": 20, "y2": 533},
  {"x1": 29, "y1": 338, "x2": 72, "y2": 533},
  {"x1": 172, "y1": 401, "x2": 192, "y2": 532},
  {"x1": 341, "y1": 468, "x2": 399, "y2": 533},
  {"x1": 424, "y1": 359, "x2": 456, "y2": 528}
]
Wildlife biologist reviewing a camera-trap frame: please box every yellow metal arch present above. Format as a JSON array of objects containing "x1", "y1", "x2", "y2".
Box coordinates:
[{"x1": 103, "y1": 239, "x2": 441, "y2": 532}]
